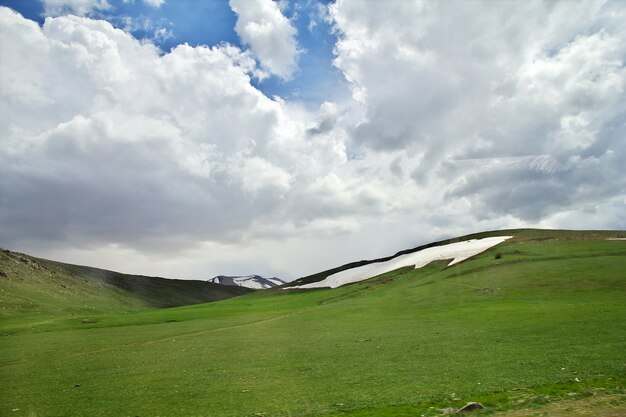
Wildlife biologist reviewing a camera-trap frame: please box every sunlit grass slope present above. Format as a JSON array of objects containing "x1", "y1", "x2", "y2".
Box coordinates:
[{"x1": 1, "y1": 229, "x2": 625, "y2": 417}]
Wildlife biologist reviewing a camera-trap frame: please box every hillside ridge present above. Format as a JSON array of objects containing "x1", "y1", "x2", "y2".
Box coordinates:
[
  {"x1": 286, "y1": 228, "x2": 624, "y2": 287},
  {"x1": 0, "y1": 248, "x2": 253, "y2": 316}
]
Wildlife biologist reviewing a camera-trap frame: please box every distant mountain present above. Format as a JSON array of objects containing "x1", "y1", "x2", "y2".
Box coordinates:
[{"x1": 209, "y1": 275, "x2": 286, "y2": 289}]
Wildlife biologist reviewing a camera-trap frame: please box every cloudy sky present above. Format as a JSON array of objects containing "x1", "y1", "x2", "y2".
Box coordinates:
[{"x1": 0, "y1": 0, "x2": 624, "y2": 281}]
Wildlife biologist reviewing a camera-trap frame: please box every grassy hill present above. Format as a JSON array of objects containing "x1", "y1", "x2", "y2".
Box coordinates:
[
  {"x1": 1, "y1": 229, "x2": 625, "y2": 416},
  {"x1": 0, "y1": 248, "x2": 253, "y2": 320},
  {"x1": 286, "y1": 228, "x2": 622, "y2": 287}
]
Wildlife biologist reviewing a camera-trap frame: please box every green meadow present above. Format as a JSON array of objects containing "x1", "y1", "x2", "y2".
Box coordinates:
[{"x1": 1, "y1": 230, "x2": 625, "y2": 416}]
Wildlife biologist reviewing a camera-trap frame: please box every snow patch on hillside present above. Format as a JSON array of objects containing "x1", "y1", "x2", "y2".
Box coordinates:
[{"x1": 290, "y1": 236, "x2": 512, "y2": 289}]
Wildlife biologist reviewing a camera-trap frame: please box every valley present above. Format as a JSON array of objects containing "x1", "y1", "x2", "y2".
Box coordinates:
[{"x1": 1, "y1": 229, "x2": 625, "y2": 416}]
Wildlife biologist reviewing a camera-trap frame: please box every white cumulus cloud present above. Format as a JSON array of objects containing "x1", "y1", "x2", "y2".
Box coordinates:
[
  {"x1": 229, "y1": 0, "x2": 299, "y2": 79},
  {"x1": 0, "y1": 7, "x2": 385, "y2": 265},
  {"x1": 1, "y1": 1, "x2": 625, "y2": 280},
  {"x1": 330, "y1": 0, "x2": 626, "y2": 222}
]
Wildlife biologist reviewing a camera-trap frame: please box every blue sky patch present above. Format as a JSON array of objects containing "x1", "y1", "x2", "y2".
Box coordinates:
[{"x1": 0, "y1": 0, "x2": 346, "y2": 105}]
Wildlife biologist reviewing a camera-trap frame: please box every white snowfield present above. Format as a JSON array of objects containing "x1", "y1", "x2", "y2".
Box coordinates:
[
  {"x1": 265, "y1": 277, "x2": 286, "y2": 286},
  {"x1": 290, "y1": 236, "x2": 513, "y2": 289},
  {"x1": 231, "y1": 276, "x2": 272, "y2": 290},
  {"x1": 209, "y1": 275, "x2": 286, "y2": 289}
]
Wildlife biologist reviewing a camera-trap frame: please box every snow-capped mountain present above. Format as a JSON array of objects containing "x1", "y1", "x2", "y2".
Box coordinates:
[{"x1": 208, "y1": 275, "x2": 286, "y2": 290}]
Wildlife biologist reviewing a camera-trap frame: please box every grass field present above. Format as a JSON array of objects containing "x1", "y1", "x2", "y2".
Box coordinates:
[{"x1": 1, "y1": 229, "x2": 625, "y2": 416}]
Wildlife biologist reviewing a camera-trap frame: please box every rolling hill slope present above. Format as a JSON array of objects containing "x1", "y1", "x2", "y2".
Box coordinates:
[
  {"x1": 1, "y1": 229, "x2": 625, "y2": 417},
  {"x1": 0, "y1": 248, "x2": 253, "y2": 319},
  {"x1": 286, "y1": 228, "x2": 623, "y2": 287}
]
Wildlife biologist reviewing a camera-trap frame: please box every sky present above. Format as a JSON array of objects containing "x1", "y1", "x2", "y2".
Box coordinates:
[{"x1": 0, "y1": 0, "x2": 625, "y2": 281}]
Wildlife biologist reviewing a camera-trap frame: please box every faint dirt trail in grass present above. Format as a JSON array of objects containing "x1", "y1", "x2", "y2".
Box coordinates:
[
  {"x1": 71, "y1": 311, "x2": 299, "y2": 357},
  {"x1": 1, "y1": 311, "x2": 298, "y2": 367},
  {"x1": 490, "y1": 393, "x2": 626, "y2": 417}
]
